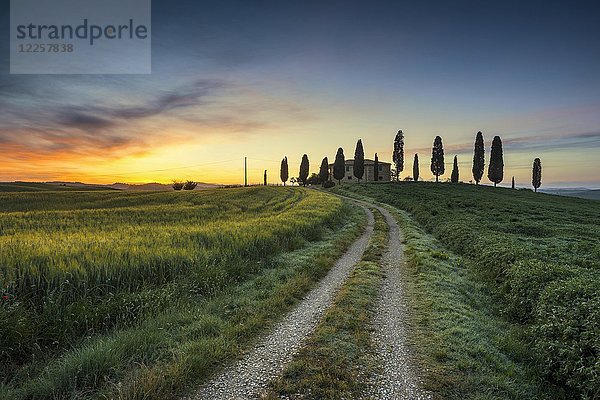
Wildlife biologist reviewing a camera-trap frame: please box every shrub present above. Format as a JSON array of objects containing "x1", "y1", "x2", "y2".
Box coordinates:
[
  {"x1": 532, "y1": 275, "x2": 600, "y2": 398},
  {"x1": 322, "y1": 181, "x2": 335, "y2": 189},
  {"x1": 306, "y1": 173, "x2": 320, "y2": 186},
  {"x1": 503, "y1": 260, "x2": 575, "y2": 323},
  {"x1": 183, "y1": 180, "x2": 198, "y2": 190},
  {"x1": 172, "y1": 181, "x2": 184, "y2": 190}
]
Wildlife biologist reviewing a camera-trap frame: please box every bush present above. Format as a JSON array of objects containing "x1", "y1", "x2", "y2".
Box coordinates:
[
  {"x1": 532, "y1": 275, "x2": 600, "y2": 398},
  {"x1": 183, "y1": 181, "x2": 198, "y2": 190},
  {"x1": 322, "y1": 181, "x2": 335, "y2": 189},
  {"x1": 503, "y1": 260, "x2": 575, "y2": 323},
  {"x1": 306, "y1": 173, "x2": 320, "y2": 186},
  {"x1": 172, "y1": 181, "x2": 184, "y2": 190}
]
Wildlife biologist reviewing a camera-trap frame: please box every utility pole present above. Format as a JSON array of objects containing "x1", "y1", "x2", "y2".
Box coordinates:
[{"x1": 244, "y1": 157, "x2": 248, "y2": 187}]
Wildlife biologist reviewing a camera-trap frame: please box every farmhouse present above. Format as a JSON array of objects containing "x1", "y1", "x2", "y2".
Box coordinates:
[{"x1": 328, "y1": 159, "x2": 391, "y2": 183}]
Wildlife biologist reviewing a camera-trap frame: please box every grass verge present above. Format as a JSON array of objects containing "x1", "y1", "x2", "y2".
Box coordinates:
[
  {"x1": 262, "y1": 207, "x2": 388, "y2": 399},
  {"x1": 390, "y1": 205, "x2": 548, "y2": 399},
  {"x1": 2, "y1": 200, "x2": 366, "y2": 400}
]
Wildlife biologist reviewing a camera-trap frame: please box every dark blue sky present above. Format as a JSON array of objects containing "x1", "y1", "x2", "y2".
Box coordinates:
[{"x1": 1, "y1": 0, "x2": 599, "y2": 185}]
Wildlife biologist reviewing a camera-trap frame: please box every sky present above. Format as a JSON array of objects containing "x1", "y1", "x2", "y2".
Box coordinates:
[{"x1": 1, "y1": 0, "x2": 599, "y2": 187}]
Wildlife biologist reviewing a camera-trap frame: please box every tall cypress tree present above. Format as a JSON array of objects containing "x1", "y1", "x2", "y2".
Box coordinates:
[
  {"x1": 532, "y1": 158, "x2": 542, "y2": 192},
  {"x1": 280, "y1": 156, "x2": 288, "y2": 186},
  {"x1": 430, "y1": 136, "x2": 445, "y2": 182},
  {"x1": 299, "y1": 154, "x2": 310, "y2": 186},
  {"x1": 413, "y1": 153, "x2": 419, "y2": 181},
  {"x1": 354, "y1": 139, "x2": 365, "y2": 182},
  {"x1": 333, "y1": 147, "x2": 345, "y2": 184},
  {"x1": 373, "y1": 153, "x2": 379, "y2": 182},
  {"x1": 319, "y1": 157, "x2": 329, "y2": 184},
  {"x1": 264, "y1": 170, "x2": 267, "y2": 186},
  {"x1": 488, "y1": 136, "x2": 504, "y2": 187},
  {"x1": 392, "y1": 130, "x2": 405, "y2": 181},
  {"x1": 472, "y1": 131, "x2": 485, "y2": 184},
  {"x1": 512, "y1": 176, "x2": 515, "y2": 189},
  {"x1": 451, "y1": 155, "x2": 459, "y2": 183}
]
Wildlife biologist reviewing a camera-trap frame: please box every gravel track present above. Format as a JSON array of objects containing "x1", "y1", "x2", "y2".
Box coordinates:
[
  {"x1": 367, "y1": 204, "x2": 432, "y2": 400},
  {"x1": 188, "y1": 205, "x2": 374, "y2": 400}
]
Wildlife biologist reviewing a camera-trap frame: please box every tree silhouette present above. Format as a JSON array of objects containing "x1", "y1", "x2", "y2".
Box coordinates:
[
  {"x1": 373, "y1": 153, "x2": 379, "y2": 182},
  {"x1": 532, "y1": 158, "x2": 542, "y2": 192},
  {"x1": 488, "y1": 136, "x2": 504, "y2": 187},
  {"x1": 354, "y1": 139, "x2": 365, "y2": 182},
  {"x1": 183, "y1": 180, "x2": 197, "y2": 190},
  {"x1": 392, "y1": 130, "x2": 404, "y2": 181},
  {"x1": 264, "y1": 170, "x2": 267, "y2": 186},
  {"x1": 319, "y1": 157, "x2": 329, "y2": 184},
  {"x1": 306, "y1": 173, "x2": 320, "y2": 185},
  {"x1": 472, "y1": 131, "x2": 485, "y2": 184},
  {"x1": 512, "y1": 176, "x2": 515, "y2": 189},
  {"x1": 451, "y1": 155, "x2": 459, "y2": 183},
  {"x1": 430, "y1": 136, "x2": 445, "y2": 182},
  {"x1": 280, "y1": 156, "x2": 289, "y2": 186},
  {"x1": 413, "y1": 154, "x2": 419, "y2": 182},
  {"x1": 299, "y1": 154, "x2": 310, "y2": 186},
  {"x1": 172, "y1": 181, "x2": 184, "y2": 190},
  {"x1": 333, "y1": 147, "x2": 345, "y2": 184}
]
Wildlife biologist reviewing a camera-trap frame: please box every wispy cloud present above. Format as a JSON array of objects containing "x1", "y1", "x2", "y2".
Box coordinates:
[{"x1": 410, "y1": 131, "x2": 600, "y2": 156}]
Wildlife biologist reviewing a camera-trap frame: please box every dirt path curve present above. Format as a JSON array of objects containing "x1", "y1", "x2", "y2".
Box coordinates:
[
  {"x1": 367, "y1": 203, "x2": 432, "y2": 400},
  {"x1": 188, "y1": 205, "x2": 374, "y2": 400}
]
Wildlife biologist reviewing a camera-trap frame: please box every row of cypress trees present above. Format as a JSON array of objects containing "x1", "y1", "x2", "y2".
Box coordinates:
[
  {"x1": 401, "y1": 130, "x2": 542, "y2": 190},
  {"x1": 279, "y1": 131, "x2": 543, "y2": 190}
]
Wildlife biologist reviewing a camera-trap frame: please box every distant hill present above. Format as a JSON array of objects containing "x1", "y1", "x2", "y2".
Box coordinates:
[
  {"x1": 0, "y1": 182, "x2": 113, "y2": 192},
  {"x1": 108, "y1": 182, "x2": 220, "y2": 191},
  {"x1": 0, "y1": 181, "x2": 220, "y2": 192},
  {"x1": 539, "y1": 188, "x2": 600, "y2": 201}
]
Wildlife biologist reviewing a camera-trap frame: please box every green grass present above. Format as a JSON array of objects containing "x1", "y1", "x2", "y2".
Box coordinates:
[
  {"x1": 0, "y1": 187, "x2": 364, "y2": 398},
  {"x1": 390, "y1": 205, "x2": 546, "y2": 399},
  {"x1": 333, "y1": 182, "x2": 600, "y2": 398},
  {"x1": 263, "y1": 207, "x2": 388, "y2": 399}
]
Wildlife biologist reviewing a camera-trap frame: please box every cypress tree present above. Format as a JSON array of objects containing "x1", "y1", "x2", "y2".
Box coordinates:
[
  {"x1": 430, "y1": 136, "x2": 445, "y2": 182},
  {"x1": 532, "y1": 158, "x2": 542, "y2": 192},
  {"x1": 392, "y1": 130, "x2": 405, "y2": 181},
  {"x1": 319, "y1": 157, "x2": 329, "y2": 184},
  {"x1": 373, "y1": 153, "x2": 379, "y2": 182},
  {"x1": 299, "y1": 154, "x2": 309, "y2": 186},
  {"x1": 333, "y1": 147, "x2": 345, "y2": 184},
  {"x1": 512, "y1": 176, "x2": 515, "y2": 189},
  {"x1": 488, "y1": 136, "x2": 504, "y2": 187},
  {"x1": 472, "y1": 131, "x2": 485, "y2": 184},
  {"x1": 451, "y1": 155, "x2": 459, "y2": 183},
  {"x1": 264, "y1": 170, "x2": 267, "y2": 186},
  {"x1": 280, "y1": 156, "x2": 288, "y2": 186},
  {"x1": 413, "y1": 153, "x2": 419, "y2": 181},
  {"x1": 354, "y1": 139, "x2": 365, "y2": 182}
]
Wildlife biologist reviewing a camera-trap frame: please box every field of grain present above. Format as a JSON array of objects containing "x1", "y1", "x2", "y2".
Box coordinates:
[
  {"x1": 0, "y1": 187, "x2": 356, "y2": 398},
  {"x1": 335, "y1": 182, "x2": 600, "y2": 398}
]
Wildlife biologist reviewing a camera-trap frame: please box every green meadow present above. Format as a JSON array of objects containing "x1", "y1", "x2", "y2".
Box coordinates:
[
  {"x1": 1, "y1": 183, "x2": 598, "y2": 399},
  {"x1": 0, "y1": 187, "x2": 365, "y2": 398}
]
